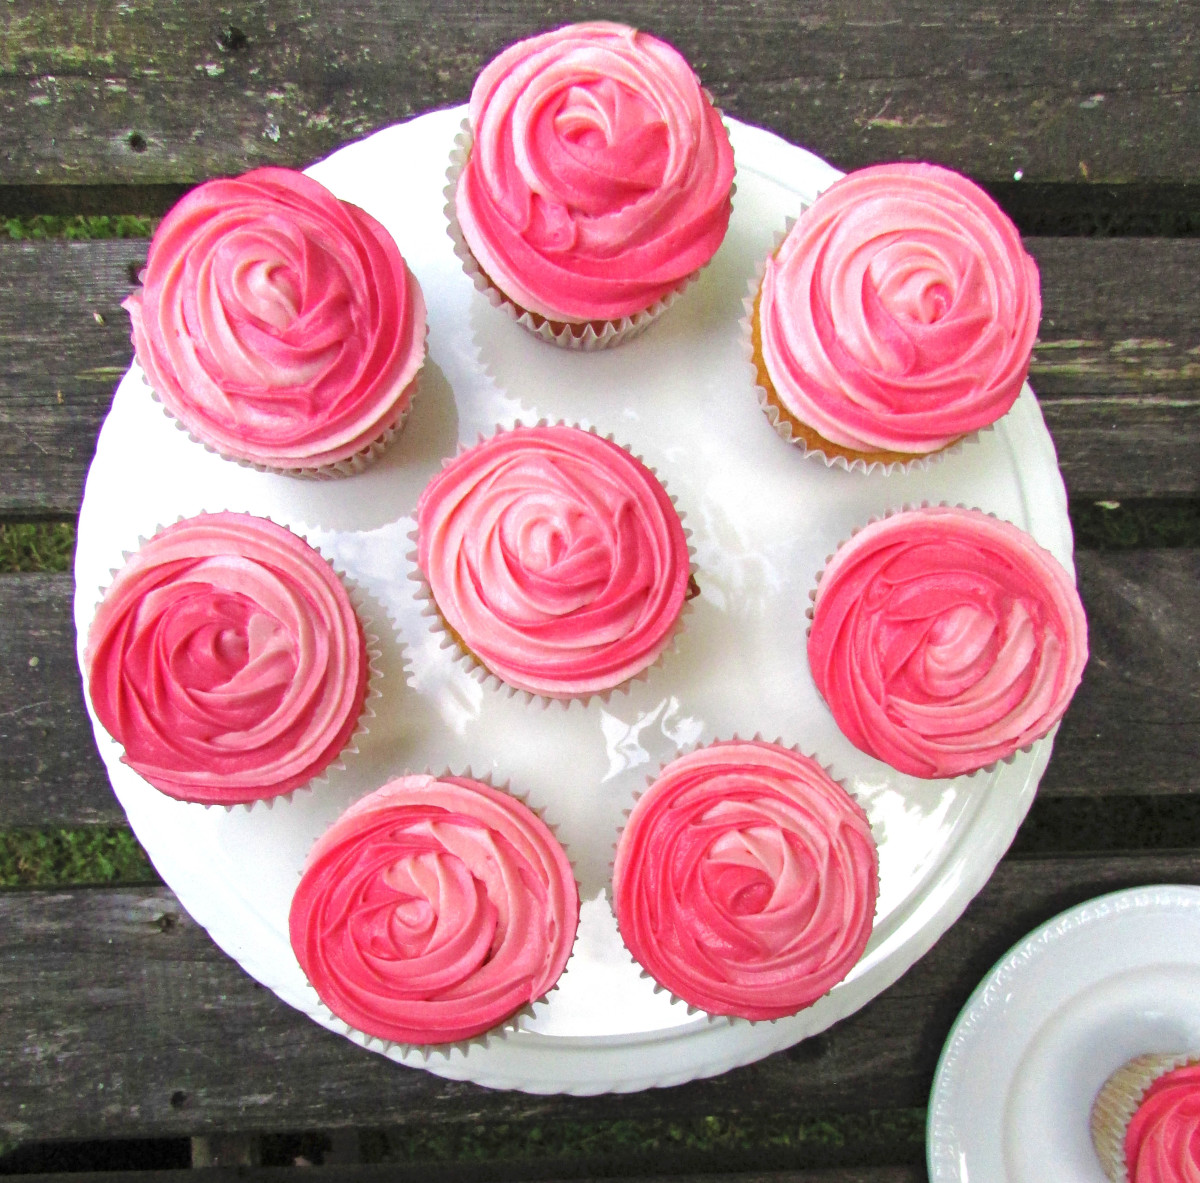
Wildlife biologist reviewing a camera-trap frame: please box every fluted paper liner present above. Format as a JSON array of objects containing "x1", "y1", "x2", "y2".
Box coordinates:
[
  {"x1": 610, "y1": 734, "x2": 881, "y2": 1026},
  {"x1": 1090, "y1": 1053, "x2": 1200, "y2": 1183},
  {"x1": 85, "y1": 510, "x2": 382, "y2": 811},
  {"x1": 407, "y1": 421, "x2": 697, "y2": 706},
  {"x1": 740, "y1": 219, "x2": 989, "y2": 475},
  {"x1": 446, "y1": 119, "x2": 732, "y2": 351},
  {"x1": 131, "y1": 320, "x2": 428, "y2": 479},
  {"x1": 292, "y1": 769, "x2": 581, "y2": 1059},
  {"x1": 806, "y1": 502, "x2": 1080, "y2": 779}
]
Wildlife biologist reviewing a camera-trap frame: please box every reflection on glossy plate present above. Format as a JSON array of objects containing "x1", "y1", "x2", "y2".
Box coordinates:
[
  {"x1": 74, "y1": 105, "x2": 1074, "y2": 1094},
  {"x1": 929, "y1": 884, "x2": 1200, "y2": 1183}
]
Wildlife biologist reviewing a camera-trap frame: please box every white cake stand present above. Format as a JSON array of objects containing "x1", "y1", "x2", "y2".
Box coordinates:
[{"x1": 74, "y1": 105, "x2": 1074, "y2": 1094}]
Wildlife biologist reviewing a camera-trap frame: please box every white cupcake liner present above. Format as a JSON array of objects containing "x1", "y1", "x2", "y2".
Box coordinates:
[
  {"x1": 132, "y1": 318, "x2": 428, "y2": 479},
  {"x1": 610, "y1": 732, "x2": 881, "y2": 1025},
  {"x1": 740, "y1": 221, "x2": 988, "y2": 475},
  {"x1": 1090, "y1": 1053, "x2": 1200, "y2": 1182},
  {"x1": 806, "y1": 502, "x2": 1075, "y2": 780},
  {"x1": 87, "y1": 510, "x2": 382, "y2": 812},
  {"x1": 445, "y1": 119, "x2": 726, "y2": 351},
  {"x1": 406, "y1": 420, "x2": 697, "y2": 706},
  {"x1": 295, "y1": 767, "x2": 581, "y2": 1058}
]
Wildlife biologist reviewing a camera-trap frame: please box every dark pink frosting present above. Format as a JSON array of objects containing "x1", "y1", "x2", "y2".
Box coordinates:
[
  {"x1": 612, "y1": 740, "x2": 878, "y2": 1019},
  {"x1": 416, "y1": 424, "x2": 690, "y2": 698},
  {"x1": 808, "y1": 507, "x2": 1088, "y2": 779},
  {"x1": 85, "y1": 512, "x2": 367, "y2": 804},
  {"x1": 289, "y1": 775, "x2": 579, "y2": 1045},
  {"x1": 455, "y1": 22, "x2": 735, "y2": 321},
  {"x1": 1126, "y1": 1064, "x2": 1200, "y2": 1183},
  {"x1": 759, "y1": 163, "x2": 1040, "y2": 454},
  {"x1": 124, "y1": 167, "x2": 426, "y2": 469}
]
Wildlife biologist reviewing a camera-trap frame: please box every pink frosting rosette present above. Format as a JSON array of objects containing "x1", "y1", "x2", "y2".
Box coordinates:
[
  {"x1": 755, "y1": 162, "x2": 1040, "y2": 458},
  {"x1": 124, "y1": 167, "x2": 426, "y2": 472},
  {"x1": 453, "y1": 22, "x2": 734, "y2": 329},
  {"x1": 85, "y1": 512, "x2": 369, "y2": 805},
  {"x1": 612, "y1": 740, "x2": 879, "y2": 1020},
  {"x1": 807, "y1": 507, "x2": 1088, "y2": 779},
  {"x1": 1092, "y1": 1056, "x2": 1200, "y2": 1183},
  {"x1": 289, "y1": 775, "x2": 579, "y2": 1045},
  {"x1": 415, "y1": 423, "x2": 691, "y2": 699}
]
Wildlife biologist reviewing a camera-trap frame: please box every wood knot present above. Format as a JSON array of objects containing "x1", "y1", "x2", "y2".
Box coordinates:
[
  {"x1": 127, "y1": 132, "x2": 148, "y2": 154},
  {"x1": 152, "y1": 912, "x2": 178, "y2": 933},
  {"x1": 217, "y1": 26, "x2": 249, "y2": 53}
]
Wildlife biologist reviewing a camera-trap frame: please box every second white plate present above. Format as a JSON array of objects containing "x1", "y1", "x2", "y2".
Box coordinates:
[{"x1": 929, "y1": 884, "x2": 1200, "y2": 1183}]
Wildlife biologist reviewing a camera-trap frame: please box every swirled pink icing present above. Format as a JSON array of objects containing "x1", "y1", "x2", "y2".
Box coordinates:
[
  {"x1": 123, "y1": 167, "x2": 426, "y2": 469},
  {"x1": 612, "y1": 740, "x2": 878, "y2": 1019},
  {"x1": 455, "y1": 22, "x2": 735, "y2": 321},
  {"x1": 85, "y1": 512, "x2": 368, "y2": 804},
  {"x1": 1125, "y1": 1064, "x2": 1200, "y2": 1183},
  {"x1": 289, "y1": 775, "x2": 578, "y2": 1045},
  {"x1": 808, "y1": 507, "x2": 1088, "y2": 779},
  {"x1": 416, "y1": 424, "x2": 690, "y2": 698},
  {"x1": 759, "y1": 163, "x2": 1040, "y2": 454}
]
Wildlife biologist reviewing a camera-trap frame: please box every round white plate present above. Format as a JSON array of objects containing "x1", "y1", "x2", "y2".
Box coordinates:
[
  {"x1": 74, "y1": 105, "x2": 1074, "y2": 1095},
  {"x1": 928, "y1": 884, "x2": 1200, "y2": 1183}
]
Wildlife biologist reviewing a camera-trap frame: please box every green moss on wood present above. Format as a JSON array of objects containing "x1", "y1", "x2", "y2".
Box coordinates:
[
  {"x1": 0, "y1": 522, "x2": 75, "y2": 573},
  {"x1": 0, "y1": 215, "x2": 153, "y2": 240},
  {"x1": 0, "y1": 827, "x2": 158, "y2": 888}
]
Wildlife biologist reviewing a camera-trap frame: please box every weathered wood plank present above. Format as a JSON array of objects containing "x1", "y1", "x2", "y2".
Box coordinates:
[
  {"x1": 0, "y1": 1168, "x2": 923, "y2": 1183},
  {"x1": 1043, "y1": 548, "x2": 1200, "y2": 797},
  {"x1": 0, "y1": 240, "x2": 142, "y2": 519},
  {"x1": 0, "y1": 572, "x2": 114, "y2": 825},
  {"x1": 2, "y1": 0, "x2": 1199, "y2": 186},
  {"x1": 2, "y1": 853, "x2": 1196, "y2": 1141},
  {"x1": 2, "y1": 543, "x2": 1198, "y2": 827},
  {"x1": 1, "y1": 237, "x2": 1198, "y2": 516}
]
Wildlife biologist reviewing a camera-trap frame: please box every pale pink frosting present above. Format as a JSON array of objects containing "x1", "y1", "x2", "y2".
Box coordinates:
[
  {"x1": 85, "y1": 512, "x2": 367, "y2": 804},
  {"x1": 759, "y1": 163, "x2": 1040, "y2": 454},
  {"x1": 612, "y1": 740, "x2": 878, "y2": 1019},
  {"x1": 289, "y1": 775, "x2": 578, "y2": 1045},
  {"x1": 124, "y1": 167, "x2": 426, "y2": 469},
  {"x1": 416, "y1": 424, "x2": 690, "y2": 699},
  {"x1": 808, "y1": 507, "x2": 1088, "y2": 779},
  {"x1": 1126, "y1": 1064, "x2": 1200, "y2": 1183},
  {"x1": 455, "y1": 22, "x2": 735, "y2": 321}
]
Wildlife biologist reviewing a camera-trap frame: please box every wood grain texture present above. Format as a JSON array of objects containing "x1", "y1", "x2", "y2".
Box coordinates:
[
  {"x1": 1, "y1": 237, "x2": 1198, "y2": 517},
  {"x1": 2, "y1": 0, "x2": 1199, "y2": 186},
  {"x1": 0, "y1": 1169, "x2": 923, "y2": 1183},
  {"x1": 0, "y1": 573, "x2": 113, "y2": 825},
  {"x1": 2, "y1": 547, "x2": 1197, "y2": 828},
  {"x1": 0, "y1": 240, "x2": 145, "y2": 518},
  {"x1": 1, "y1": 1168, "x2": 924, "y2": 1183},
  {"x1": 1044, "y1": 548, "x2": 1200, "y2": 797},
  {"x1": 2, "y1": 854, "x2": 1197, "y2": 1141}
]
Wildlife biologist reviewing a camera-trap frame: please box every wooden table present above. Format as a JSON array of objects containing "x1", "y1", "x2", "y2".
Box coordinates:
[{"x1": 2, "y1": 4, "x2": 1198, "y2": 1180}]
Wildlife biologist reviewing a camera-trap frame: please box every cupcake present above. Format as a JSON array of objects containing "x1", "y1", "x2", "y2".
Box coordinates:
[
  {"x1": 807, "y1": 506, "x2": 1089, "y2": 779},
  {"x1": 448, "y1": 21, "x2": 735, "y2": 348},
  {"x1": 124, "y1": 167, "x2": 427, "y2": 474},
  {"x1": 747, "y1": 163, "x2": 1040, "y2": 470},
  {"x1": 612, "y1": 739, "x2": 878, "y2": 1020},
  {"x1": 289, "y1": 774, "x2": 579, "y2": 1046},
  {"x1": 84, "y1": 512, "x2": 371, "y2": 806},
  {"x1": 414, "y1": 423, "x2": 692, "y2": 700},
  {"x1": 1091, "y1": 1054, "x2": 1200, "y2": 1182}
]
